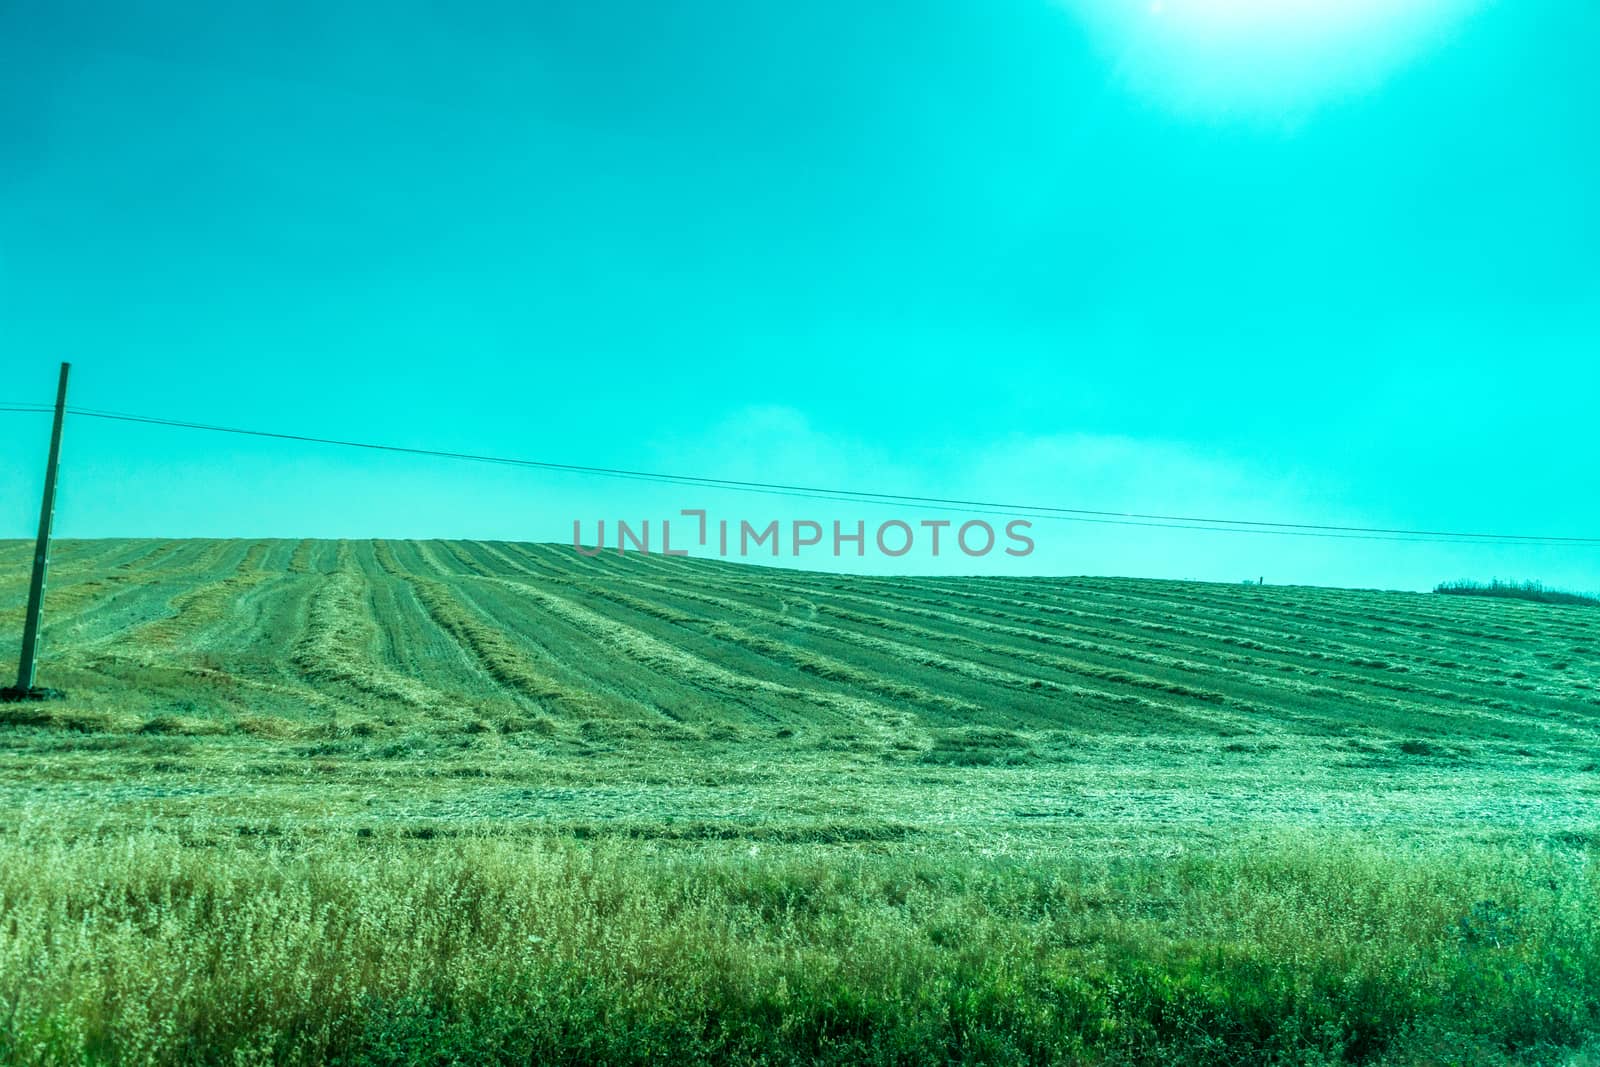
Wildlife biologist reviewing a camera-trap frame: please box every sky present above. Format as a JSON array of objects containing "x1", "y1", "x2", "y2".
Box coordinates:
[{"x1": 1, "y1": 0, "x2": 1595, "y2": 589}]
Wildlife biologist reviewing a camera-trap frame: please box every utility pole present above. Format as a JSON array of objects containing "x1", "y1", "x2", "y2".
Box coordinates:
[{"x1": 3, "y1": 362, "x2": 70, "y2": 703}]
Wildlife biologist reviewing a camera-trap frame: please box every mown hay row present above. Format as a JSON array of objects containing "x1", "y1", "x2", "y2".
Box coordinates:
[
  {"x1": 482, "y1": 578, "x2": 912, "y2": 733},
  {"x1": 291, "y1": 565, "x2": 440, "y2": 709},
  {"x1": 719, "y1": 572, "x2": 1548, "y2": 734},
  {"x1": 6, "y1": 541, "x2": 237, "y2": 628},
  {"x1": 406, "y1": 578, "x2": 607, "y2": 716},
  {"x1": 124, "y1": 542, "x2": 275, "y2": 648},
  {"x1": 286, "y1": 540, "x2": 317, "y2": 574},
  {"x1": 571, "y1": 571, "x2": 1236, "y2": 725},
  {"x1": 370, "y1": 539, "x2": 403, "y2": 576},
  {"x1": 482, "y1": 563, "x2": 1220, "y2": 731},
  {"x1": 493, "y1": 573, "x2": 973, "y2": 714},
  {"x1": 755, "y1": 571, "x2": 1562, "y2": 719}
]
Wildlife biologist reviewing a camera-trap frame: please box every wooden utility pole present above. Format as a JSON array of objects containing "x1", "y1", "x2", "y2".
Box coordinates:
[{"x1": 4, "y1": 362, "x2": 70, "y2": 702}]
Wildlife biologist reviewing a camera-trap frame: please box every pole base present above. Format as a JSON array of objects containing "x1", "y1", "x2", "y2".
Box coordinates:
[{"x1": 0, "y1": 686, "x2": 66, "y2": 703}]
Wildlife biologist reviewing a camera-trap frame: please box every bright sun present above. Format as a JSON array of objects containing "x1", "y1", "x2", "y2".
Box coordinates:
[
  {"x1": 1143, "y1": 0, "x2": 1412, "y2": 40},
  {"x1": 1067, "y1": 0, "x2": 1483, "y2": 115}
]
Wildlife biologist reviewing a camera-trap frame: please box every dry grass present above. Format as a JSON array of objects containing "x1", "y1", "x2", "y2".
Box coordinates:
[{"x1": 0, "y1": 828, "x2": 1595, "y2": 1066}]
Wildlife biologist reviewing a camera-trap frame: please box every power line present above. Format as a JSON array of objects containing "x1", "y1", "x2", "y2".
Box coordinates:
[{"x1": 1, "y1": 402, "x2": 1595, "y2": 547}]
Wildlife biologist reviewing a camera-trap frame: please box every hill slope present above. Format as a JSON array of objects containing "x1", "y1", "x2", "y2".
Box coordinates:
[
  {"x1": 1, "y1": 537, "x2": 1596, "y2": 842},
  {"x1": 4, "y1": 537, "x2": 1597, "y2": 742}
]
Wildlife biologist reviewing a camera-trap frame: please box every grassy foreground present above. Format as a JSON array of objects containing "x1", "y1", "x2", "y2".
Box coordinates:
[
  {"x1": 3, "y1": 827, "x2": 1597, "y2": 1066},
  {"x1": 2, "y1": 540, "x2": 1599, "y2": 1062}
]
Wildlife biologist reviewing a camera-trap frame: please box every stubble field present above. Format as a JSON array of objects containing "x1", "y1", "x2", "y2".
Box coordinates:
[{"x1": 1, "y1": 539, "x2": 1597, "y2": 1064}]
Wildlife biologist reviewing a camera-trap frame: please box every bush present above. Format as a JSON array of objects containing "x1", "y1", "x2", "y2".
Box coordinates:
[{"x1": 1434, "y1": 580, "x2": 1600, "y2": 608}]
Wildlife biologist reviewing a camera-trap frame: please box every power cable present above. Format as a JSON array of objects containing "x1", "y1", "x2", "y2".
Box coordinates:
[{"x1": 1, "y1": 403, "x2": 1594, "y2": 547}]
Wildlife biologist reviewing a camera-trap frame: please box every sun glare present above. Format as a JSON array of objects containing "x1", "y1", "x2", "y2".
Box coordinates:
[
  {"x1": 1067, "y1": 0, "x2": 1483, "y2": 115},
  {"x1": 1145, "y1": 0, "x2": 1397, "y2": 37}
]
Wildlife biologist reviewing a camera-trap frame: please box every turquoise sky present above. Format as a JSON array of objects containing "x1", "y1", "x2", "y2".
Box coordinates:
[{"x1": 2, "y1": 0, "x2": 1595, "y2": 589}]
